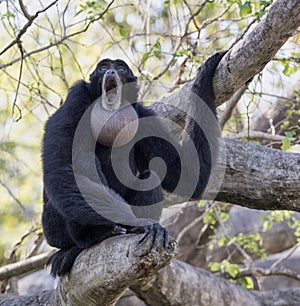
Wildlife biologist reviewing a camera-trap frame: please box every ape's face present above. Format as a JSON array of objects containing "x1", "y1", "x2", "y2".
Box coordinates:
[
  {"x1": 89, "y1": 59, "x2": 139, "y2": 147},
  {"x1": 89, "y1": 59, "x2": 138, "y2": 110}
]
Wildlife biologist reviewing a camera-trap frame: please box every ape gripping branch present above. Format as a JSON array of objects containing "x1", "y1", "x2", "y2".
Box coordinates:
[
  {"x1": 0, "y1": 235, "x2": 177, "y2": 306},
  {"x1": 54, "y1": 235, "x2": 177, "y2": 306}
]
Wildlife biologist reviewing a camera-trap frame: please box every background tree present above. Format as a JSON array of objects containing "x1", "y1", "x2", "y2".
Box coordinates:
[{"x1": 0, "y1": 0, "x2": 299, "y2": 305}]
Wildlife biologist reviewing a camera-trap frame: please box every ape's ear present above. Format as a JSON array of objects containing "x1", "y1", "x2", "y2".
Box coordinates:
[
  {"x1": 129, "y1": 75, "x2": 138, "y2": 83},
  {"x1": 89, "y1": 69, "x2": 98, "y2": 82}
]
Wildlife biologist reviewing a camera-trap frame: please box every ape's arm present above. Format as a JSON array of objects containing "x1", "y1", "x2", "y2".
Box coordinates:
[
  {"x1": 135, "y1": 51, "x2": 226, "y2": 200},
  {"x1": 43, "y1": 81, "x2": 102, "y2": 224}
]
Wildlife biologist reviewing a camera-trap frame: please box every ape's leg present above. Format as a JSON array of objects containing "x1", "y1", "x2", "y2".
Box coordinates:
[
  {"x1": 126, "y1": 170, "x2": 163, "y2": 221},
  {"x1": 48, "y1": 220, "x2": 127, "y2": 277},
  {"x1": 125, "y1": 170, "x2": 169, "y2": 251},
  {"x1": 42, "y1": 199, "x2": 74, "y2": 249},
  {"x1": 67, "y1": 220, "x2": 127, "y2": 249}
]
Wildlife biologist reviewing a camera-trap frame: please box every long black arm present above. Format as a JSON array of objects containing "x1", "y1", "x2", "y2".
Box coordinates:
[{"x1": 135, "y1": 51, "x2": 226, "y2": 200}]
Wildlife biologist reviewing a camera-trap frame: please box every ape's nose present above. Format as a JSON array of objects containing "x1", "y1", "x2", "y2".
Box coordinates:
[{"x1": 106, "y1": 70, "x2": 116, "y2": 76}]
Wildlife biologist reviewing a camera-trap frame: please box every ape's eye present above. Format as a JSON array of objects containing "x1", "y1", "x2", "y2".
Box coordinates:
[
  {"x1": 99, "y1": 65, "x2": 108, "y2": 72},
  {"x1": 117, "y1": 66, "x2": 125, "y2": 72}
]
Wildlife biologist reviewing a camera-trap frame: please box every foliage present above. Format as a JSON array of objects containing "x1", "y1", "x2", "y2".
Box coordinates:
[{"x1": 262, "y1": 211, "x2": 300, "y2": 243}]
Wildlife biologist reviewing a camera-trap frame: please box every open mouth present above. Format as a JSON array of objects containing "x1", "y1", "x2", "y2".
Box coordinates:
[
  {"x1": 105, "y1": 77, "x2": 118, "y2": 100},
  {"x1": 102, "y1": 72, "x2": 122, "y2": 110}
]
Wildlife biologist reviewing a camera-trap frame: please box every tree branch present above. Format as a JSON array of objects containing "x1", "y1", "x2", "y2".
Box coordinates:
[
  {"x1": 227, "y1": 131, "x2": 296, "y2": 142},
  {"x1": 213, "y1": 0, "x2": 300, "y2": 105},
  {"x1": 0, "y1": 0, "x2": 115, "y2": 68},
  {"x1": 0, "y1": 1, "x2": 59, "y2": 57},
  {"x1": 0, "y1": 235, "x2": 177, "y2": 305},
  {"x1": 210, "y1": 138, "x2": 300, "y2": 211},
  {"x1": 55, "y1": 235, "x2": 177, "y2": 306},
  {"x1": 0, "y1": 253, "x2": 50, "y2": 281},
  {"x1": 131, "y1": 259, "x2": 300, "y2": 306},
  {"x1": 1, "y1": 1, "x2": 299, "y2": 305},
  {"x1": 159, "y1": 0, "x2": 300, "y2": 109}
]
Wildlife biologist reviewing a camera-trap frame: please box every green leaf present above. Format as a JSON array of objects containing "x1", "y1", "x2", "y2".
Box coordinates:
[
  {"x1": 262, "y1": 220, "x2": 271, "y2": 232},
  {"x1": 209, "y1": 262, "x2": 220, "y2": 272},
  {"x1": 0, "y1": 141, "x2": 16, "y2": 153},
  {"x1": 281, "y1": 138, "x2": 291, "y2": 151},
  {"x1": 3, "y1": 11, "x2": 16, "y2": 19},
  {"x1": 0, "y1": 159, "x2": 5, "y2": 170},
  {"x1": 141, "y1": 52, "x2": 151, "y2": 65},
  {"x1": 283, "y1": 63, "x2": 297, "y2": 76},
  {"x1": 227, "y1": 264, "x2": 240, "y2": 278},
  {"x1": 227, "y1": 237, "x2": 236, "y2": 246},
  {"x1": 285, "y1": 131, "x2": 296, "y2": 138},
  {"x1": 240, "y1": 1, "x2": 252, "y2": 17},
  {"x1": 240, "y1": 276, "x2": 254, "y2": 289},
  {"x1": 119, "y1": 26, "x2": 128, "y2": 38},
  {"x1": 154, "y1": 50, "x2": 162, "y2": 60},
  {"x1": 154, "y1": 40, "x2": 161, "y2": 50},
  {"x1": 220, "y1": 212, "x2": 229, "y2": 222}
]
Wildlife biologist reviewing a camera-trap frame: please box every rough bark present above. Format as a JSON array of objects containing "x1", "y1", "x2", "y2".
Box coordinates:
[
  {"x1": 212, "y1": 138, "x2": 300, "y2": 211},
  {"x1": 0, "y1": 291, "x2": 55, "y2": 306},
  {"x1": 0, "y1": 235, "x2": 177, "y2": 306},
  {"x1": 3, "y1": 243, "x2": 300, "y2": 306},
  {"x1": 132, "y1": 259, "x2": 300, "y2": 306},
  {"x1": 55, "y1": 235, "x2": 177, "y2": 306}
]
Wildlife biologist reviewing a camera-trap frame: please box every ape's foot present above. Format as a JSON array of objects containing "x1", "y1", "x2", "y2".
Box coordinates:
[
  {"x1": 130, "y1": 223, "x2": 169, "y2": 256},
  {"x1": 47, "y1": 246, "x2": 83, "y2": 277}
]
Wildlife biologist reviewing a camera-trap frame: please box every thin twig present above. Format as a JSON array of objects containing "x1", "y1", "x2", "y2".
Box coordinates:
[
  {"x1": 220, "y1": 84, "x2": 248, "y2": 129},
  {"x1": 0, "y1": 0, "x2": 58, "y2": 56},
  {"x1": 12, "y1": 41, "x2": 24, "y2": 122},
  {"x1": 228, "y1": 130, "x2": 296, "y2": 142},
  {"x1": 18, "y1": 0, "x2": 32, "y2": 21},
  {"x1": 0, "y1": 179, "x2": 25, "y2": 211},
  {"x1": 0, "y1": 0, "x2": 115, "y2": 68}
]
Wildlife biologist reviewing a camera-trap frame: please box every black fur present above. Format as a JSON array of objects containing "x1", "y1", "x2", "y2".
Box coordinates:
[{"x1": 42, "y1": 53, "x2": 226, "y2": 277}]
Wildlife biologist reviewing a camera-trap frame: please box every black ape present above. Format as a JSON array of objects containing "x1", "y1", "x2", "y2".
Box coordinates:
[{"x1": 42, "y1": 52, "x2": 226, "y2": 277}]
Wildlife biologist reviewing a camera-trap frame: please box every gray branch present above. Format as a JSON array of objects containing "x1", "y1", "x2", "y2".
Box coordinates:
[
  {"x1": 0, "y1": 253, "x2": 49, "y2": 281},
  {"x1": 131, "y1": 259, "x2": 300, "y2": 306},
  {"x1": 212, "y1": 138, "x2": 300, "y2": 211},
  {"x1": 0, "y1": 235, "x2": 177, "y2": 306}
]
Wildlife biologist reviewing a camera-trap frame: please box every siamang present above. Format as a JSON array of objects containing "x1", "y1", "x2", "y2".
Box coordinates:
[{"x1": 42, "y1": 51, "x2": 226, "y2": 277}]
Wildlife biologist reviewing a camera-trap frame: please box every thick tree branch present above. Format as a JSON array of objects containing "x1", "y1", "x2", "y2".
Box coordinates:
[
  {"x1": 55, "y1": 235, "x2": 176, "y2": 306},
  {"x1": 150, "y1": 99, "x2": 300, "y2": 211},
  {"x1": 211, "y1": 138, "x2": 300, "y2": 211},
  {"x1": 0, "y1": 235, "x2": 177, "y2": 306},
  {"x1": 3, "y1": 254, "x2": 300, "y2": 306},
  {"x1": 131, "y1": 259, "x2": 300, "y2": 306}
]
